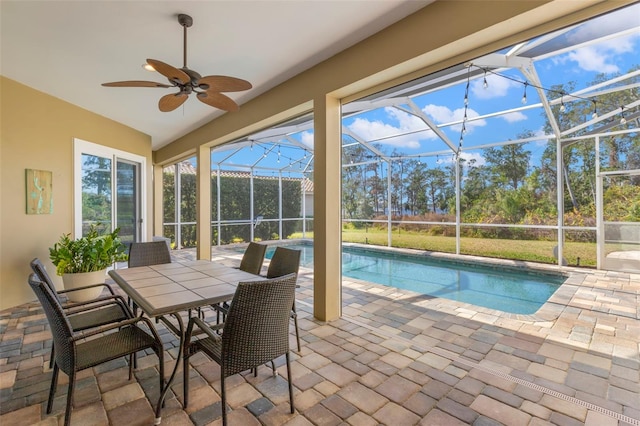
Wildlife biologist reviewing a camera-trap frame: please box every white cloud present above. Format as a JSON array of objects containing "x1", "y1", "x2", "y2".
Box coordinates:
[
  {"x1": 423, "y1": 104, "x2": 455, "y2": 122},
  {"x1": 300, "y1": 131, "x2": 314, "y2": 147},
  {"x1": 567, "y1": 46, "x2": 619, "y2": 73},
  {"x1": 436, "y1": 151, "x2": 486, "y2": 167},
  {"x1": 346, "y1": 104, "x2": 490, "y2": 150},
  {"x1": 564, "y1": 36, "x2": 637, "y2": 73},
  {"x1": 501, "y1": 111, "x2": 527, "y2": 123},
  {"x1": 422, "y1": 104, "x2": 487, "y2": 132},
  {"x1": 470, "y1": 73, "x2": 519, "y2": 99},
  {"x1": 459, "y1": 151, "x2": 486, "y2": 167},
  {"x1": 346, "y1": 115, "x2": 425, "y2": 149},
  {"x1": 385, "y1": 107, "x2": 433, "y2": 134}
]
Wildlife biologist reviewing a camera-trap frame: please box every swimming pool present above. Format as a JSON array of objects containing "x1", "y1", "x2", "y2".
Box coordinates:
[{"x1": 263, "y1": 243, "x2": 565, "y2": 315}]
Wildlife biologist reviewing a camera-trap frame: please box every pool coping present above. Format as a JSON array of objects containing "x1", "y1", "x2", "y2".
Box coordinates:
[{"x1": 342, "y1": 243, "x2": 596, "y2": 321}]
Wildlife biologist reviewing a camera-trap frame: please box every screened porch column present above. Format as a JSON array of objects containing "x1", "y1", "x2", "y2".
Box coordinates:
[
  {"x1": 153, "y1": 164, "x2": 164, "y2": 238},
  {"x1": 313, "y1": 94, "x2": 342, "y2": 321},
  {"x1": 196, "y1": 145, "x2": 211, "y2": 261}
]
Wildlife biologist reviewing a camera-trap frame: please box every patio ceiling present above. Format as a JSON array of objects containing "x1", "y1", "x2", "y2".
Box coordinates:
[{"x1": 0, "y1": 0, "x2": 430, "y2": 150}]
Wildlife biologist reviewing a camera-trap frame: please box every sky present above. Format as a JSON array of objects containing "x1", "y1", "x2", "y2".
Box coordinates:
[{"x1": 211, "y1": 3, "x2": 640, "y2": 176}]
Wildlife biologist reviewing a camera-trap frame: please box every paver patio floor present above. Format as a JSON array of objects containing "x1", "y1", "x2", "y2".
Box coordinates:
[{"x1": 1, "y1": 247, "x2": 638, "y2": 425}]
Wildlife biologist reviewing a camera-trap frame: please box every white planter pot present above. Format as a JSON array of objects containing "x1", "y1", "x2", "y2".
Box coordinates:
[{"x1": 61, "y1": 269, "x2": 107, "y2": 302}]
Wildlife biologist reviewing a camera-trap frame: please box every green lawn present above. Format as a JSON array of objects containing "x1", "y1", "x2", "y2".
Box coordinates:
[{"x1": 290, "y1": 228, "x2": 597, "y2": 267}]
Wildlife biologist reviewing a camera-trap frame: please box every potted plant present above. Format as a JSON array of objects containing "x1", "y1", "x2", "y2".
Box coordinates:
[{"x1": 49, "y1": 225, "x2": 128, "y2": 302}]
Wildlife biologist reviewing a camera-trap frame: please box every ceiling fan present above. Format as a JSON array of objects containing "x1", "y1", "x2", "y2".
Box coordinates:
[{"x1": 102, "y1": 13, "x2": 252, "y2": 112}]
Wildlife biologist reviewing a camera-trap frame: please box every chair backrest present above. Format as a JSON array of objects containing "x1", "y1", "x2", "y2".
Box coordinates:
[
  {"x1": 28, "y1": 273, "x2": 75, "y2": 374},
  {"x1": 266, "y1": 247, "x2": 301, "y2": 279},
  {"x1": 239, "y1": 242, "x2": 267, "y2": 275},
  {"x1": 128, "y1": 241, "x2": 171, "y2": 268},
  {"x1": 221, "y1": 273, "x2": 297, "y2": 376},
  {"x1": 30, "y1": 258, "x2": 62, "y2": 303}
]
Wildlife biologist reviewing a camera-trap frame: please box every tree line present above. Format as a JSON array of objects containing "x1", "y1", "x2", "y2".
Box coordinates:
[{"x1": 342, "y1": 71, "x2": 640, "y2": 242}]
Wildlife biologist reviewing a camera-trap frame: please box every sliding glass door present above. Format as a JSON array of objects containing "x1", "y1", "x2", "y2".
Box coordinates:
[
  {"x1": 115, "y1": 159, "x2": 140, "y2": 245},
  {"x1": 74, "y1": 139, "x2": 146, "y2": 244}
]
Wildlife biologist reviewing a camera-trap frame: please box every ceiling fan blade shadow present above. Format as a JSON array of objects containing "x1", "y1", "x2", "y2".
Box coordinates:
[
  {"x1": 147, "y1": 59, "x2": 190, "y2": 85},
  {"x1": 102, "y1": 80, "x2": 173, "y2": 88},
  {"x1": 197, "y1": 92, "x2": 239, "y2": 112},
  {"x1": 198, "y1": 75, "x2": 252, "y2": 92},
  {"x1": 159, "y1": 93, "x2": 188, "y2": 112}
]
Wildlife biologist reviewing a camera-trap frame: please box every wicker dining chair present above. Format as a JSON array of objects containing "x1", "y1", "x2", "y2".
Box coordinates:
[
  {"x1": 30, "y1": 257, "x2": 123, "y2": 306},
  {"x1": 238, "y1": 241, "x2": 267, "y2": 274},
  {"x1": 128, "y1": 240, "x2": 172, "y2": 267},
  {"x1": 266, "y1": 246, "x2": 301, "y2": 279},
  {"x1": 266, "y1": 247, "x2": 302, "y2": 352},
  {"x1": 127, "y1": 241, "x2": 172, "y2": 314},
  {"x1": 30, "y1": 258, "x2": 133, "y2": 368},
  {"x1": 183, "y1": 273, "x2": 297, "y2": 426},
  {"x1": 28, "y1": 273, "x2": 164, "y2": 426},
  {"x1": 215, "y1": 242, "x2": 268, "y2": 323}
]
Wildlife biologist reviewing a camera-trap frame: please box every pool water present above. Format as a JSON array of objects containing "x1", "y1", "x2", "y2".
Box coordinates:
[{"x1": 264, "y1": 244, "x2": 565, "y2": 315}]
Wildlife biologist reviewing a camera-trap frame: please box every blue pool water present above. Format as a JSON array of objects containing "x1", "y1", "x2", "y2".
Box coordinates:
[{"x1": 263, "y1": 244, "x2": 565, "y2": 315}]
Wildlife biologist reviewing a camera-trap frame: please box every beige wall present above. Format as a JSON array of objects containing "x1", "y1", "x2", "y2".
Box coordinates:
[{"x1": 0, "y1": 77, "x2": 152, "y2": 310}]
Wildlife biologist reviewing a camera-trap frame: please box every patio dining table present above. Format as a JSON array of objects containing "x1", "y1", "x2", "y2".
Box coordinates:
[{"x1": 108, "y1": 260, "x2": 264, "y2": 424}]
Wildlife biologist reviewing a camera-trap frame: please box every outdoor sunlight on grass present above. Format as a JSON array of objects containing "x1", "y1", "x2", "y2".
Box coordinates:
[{"x1": 290, "y1": 229, "x2": 597, "y2": 267}]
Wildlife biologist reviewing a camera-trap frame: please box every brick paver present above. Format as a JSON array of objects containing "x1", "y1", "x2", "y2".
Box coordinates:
[
  {"x1": 0, "y1": 247, "x2": 637, "y2": 425},
  {"x1": 374, "y1": 375, "x2": 421, "y2": 404}
]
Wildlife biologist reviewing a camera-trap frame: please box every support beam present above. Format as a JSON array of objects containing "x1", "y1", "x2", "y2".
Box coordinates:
[
  {"x1": 197, "y1": 145, "x2": 211, "y2": 260},
  {"x1": 595, "y1": 136, "x2": 603, "y2": 270},
  {"x1": 153, "y1": 165, "x2": 164, "y2": 239},
  {"x1": 313, "y1": 95, "x2": 342, "y2": 322}
]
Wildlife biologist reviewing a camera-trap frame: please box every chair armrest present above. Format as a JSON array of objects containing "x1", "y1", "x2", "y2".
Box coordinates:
[
  {"x1": 185, "y1": 316, "x2": 223, "y2": 343},
  {"x1": 65, "y1": 296, "x2": 133, "y2": 318},
  {"x1": 57, "y1": 282, "x2": 116, "y2": 296},
  {"x1": 210, "y1": 301, "x2": 230, "y2": 314},
  {"x1": 71, "y1": 316, "x2": 160, "y2": 342},
  {"x1": 63, "y1": 294, "x2": 131, "y2": 314}
]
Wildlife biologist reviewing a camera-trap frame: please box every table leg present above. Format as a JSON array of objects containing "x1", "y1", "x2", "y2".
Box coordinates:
[{"x1": 154, "y1": 312, "x2": 185, "y2": 425}]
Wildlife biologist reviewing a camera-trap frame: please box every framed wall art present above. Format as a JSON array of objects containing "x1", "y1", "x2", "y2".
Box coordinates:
[{"x1": 26, "y1": 169, "x2": 53, "y2": 215}]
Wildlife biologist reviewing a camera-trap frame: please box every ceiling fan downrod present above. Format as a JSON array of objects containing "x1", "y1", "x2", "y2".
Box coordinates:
[
  {"x1": 177, "y1": 14, "x2": 205, "y2": 89},
  {"x1": 178, "y1": 14, "x2": 192, "y2": 69}
]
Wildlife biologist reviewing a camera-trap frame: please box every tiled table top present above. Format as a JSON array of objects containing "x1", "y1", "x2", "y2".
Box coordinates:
[{"x1": 109, "y1": 260, "x2": 263, "y2": 317}]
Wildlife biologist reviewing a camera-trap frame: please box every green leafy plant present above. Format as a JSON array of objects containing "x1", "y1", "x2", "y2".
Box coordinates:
[{"x1": 49, "y1": 226, "x2": 128, "y2": 275}]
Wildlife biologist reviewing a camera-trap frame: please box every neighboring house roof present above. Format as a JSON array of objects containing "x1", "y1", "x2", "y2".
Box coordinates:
[
  {"x1": 165, "y1": 164, "x2": 313, "y2": 193},
  {"x1": 301, "y1": 179, "x2": 314, "y2": 193}
]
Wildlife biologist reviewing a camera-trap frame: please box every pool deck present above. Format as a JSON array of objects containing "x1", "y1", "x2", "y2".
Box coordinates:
[{"x1": 1, "y1": 246, "x2": 638, "y2": 425}]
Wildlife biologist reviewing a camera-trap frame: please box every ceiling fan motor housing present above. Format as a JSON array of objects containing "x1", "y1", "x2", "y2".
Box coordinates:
[{"x1": 181, "y1": 67, "x2": 202, "y2": 85}]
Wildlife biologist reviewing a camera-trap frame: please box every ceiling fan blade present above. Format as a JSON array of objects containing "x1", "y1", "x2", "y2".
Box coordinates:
[
  {"x1": 102, "y1": 80, "x2": 173, "y2": 88},
  {"x1": 197, "y1": 92, "x2": 239, "y2": 112},
  {"x1": 146, "y1": 59, "x2": 190, "y2": 85},
  {"x1": 198, "y1": 75, "x2": 252, "y2": 92},
  {"x1": 159, "y1": 92, "x2": 188, "y2": 112}
]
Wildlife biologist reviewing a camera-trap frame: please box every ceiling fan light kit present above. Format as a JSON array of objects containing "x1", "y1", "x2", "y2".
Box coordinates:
[{"x1": 102, "y1": 13, "x2": 251, "y2": 112}]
